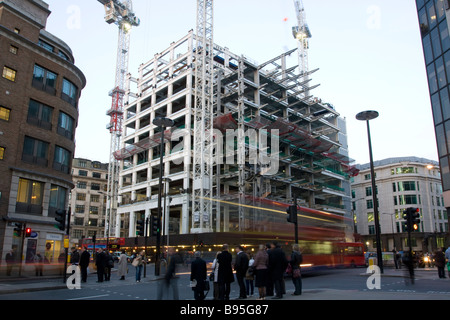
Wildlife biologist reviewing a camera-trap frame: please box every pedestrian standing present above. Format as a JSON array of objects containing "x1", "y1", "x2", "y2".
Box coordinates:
[
  {"x1": 268, "y1": 241, "x2": 288, "y2": 299},
  {"x1": 434, "y1": 247, "x2": 446, "y2": 279},
  {"x1": 34, "y1": 252, "x2": 43, "y2": 276},
  {"x1": 118, "y1": 250, "x2": 128, "y2": 280},
  {"x1": 217, "y1": 244, "x2": 234, "y2": 300},
  {"x1": 245, "y1": 253, "x2": 255, "y2": 297},
  {"x1": 158, "y1": 247, "x2": 180, "y2": 300},
  {"x1": 253, "y1": 244, "x2": 268, "y2": 300},
  {"x1": 211, "y1": 251, "x2": 220, "y2": 300},
  {"x1": 70, "y1": 247, "x2": 80, "y2": 266},
  {"x1": 265, "y1": 243, "x2": 274, "y2": 296},
  {"x1": 79, "y1": 247, "x2": 90, "y2": 283},
  {"x1": 190, "y1": 251, "x2": 207, "y2": 300},
  {"x1": 402, "y1": 250, "x2": 415, "y2": 284},
  {"x1": 445, "y1": 246, "x2": 450, "y2": 277},
  {"x1": 234, "y1": 245, "x2": 249, "y2": 299},
  {"x1": 5, "y1": 248, "x2": 16, "y2": 276},
  {"x1": 104, "y1": 251, "x2": 114, "y2": 281},
  {"x1": 289, "y1": 244, "x2": 303, "y2": 295},
  {"x1": 134, "y1": 250, "x2": 145, "y2": 282},
  {"x1": 95, "y1": 248, "x2": 106, "y2": 283}
]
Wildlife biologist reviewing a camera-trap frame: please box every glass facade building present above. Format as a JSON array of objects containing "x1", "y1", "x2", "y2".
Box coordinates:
[{"x1": 416, "y1": 0, "x2": 450, "y2": 209}]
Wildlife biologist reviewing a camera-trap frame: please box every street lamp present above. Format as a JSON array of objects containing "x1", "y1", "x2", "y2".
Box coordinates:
[
  {"x1": 152, "y1": 117, "x2": 174, "y2": 276},
  {"x1": 356, "y1": 110, "x2": 383, "y2": 273}
]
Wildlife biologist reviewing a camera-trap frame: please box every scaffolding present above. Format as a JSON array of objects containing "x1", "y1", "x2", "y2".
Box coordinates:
[{"x1": 114, "y1": 28, "x2": 358, "y2": 237}]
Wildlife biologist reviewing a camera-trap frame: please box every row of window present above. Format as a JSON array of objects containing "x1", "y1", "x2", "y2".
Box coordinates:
[
  {"x1": 77, "y1": 170, "x2": 104, "y2": 179},
  {"x1": 15, "y1": 178, "x2": 67, "y2": 214},
  {"x1": 76, "y1": 193, "x2": 104, "y2": 202},
  {"x1": 2, "y1": 63, "x2": 79, "y2": 108},
  {"x1": 76, "y1": 181, "x2": 105, "y2": 191},
  {"x1": 0, "y1": 101, "x2": 75, "y2": 141},
  {"x1": 20, "y1": 136, "x2": 71, "y2": 174}
]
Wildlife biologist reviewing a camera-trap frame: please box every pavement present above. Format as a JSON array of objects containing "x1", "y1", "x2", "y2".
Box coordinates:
[{"x1": 0, "y1": 265, "x2": 446, "y2": 300}]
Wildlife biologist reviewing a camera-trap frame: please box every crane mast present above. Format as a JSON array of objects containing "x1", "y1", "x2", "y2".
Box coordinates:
[
  {"x1": 98, "y1": 0, "x2": 140, "y2": 237},
  {"x1": 292, "y1": 0, "x2": 311, "y2": 93},
  {"x1": 192, "y1": 0, "x2": 215, "y2": 233}
]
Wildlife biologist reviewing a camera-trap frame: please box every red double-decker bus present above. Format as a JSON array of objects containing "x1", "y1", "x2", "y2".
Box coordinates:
[{"x1": 80, "y1": 237, "x2": 125, "y2": 252}]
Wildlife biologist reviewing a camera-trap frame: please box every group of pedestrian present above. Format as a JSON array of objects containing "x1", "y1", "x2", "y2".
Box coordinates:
[
  {"x1": 202, "y1": 241, "x2": 302, "y2": 300},
  {"x1": 94, "y1": 247, "x2": 115, "y2": 282}
]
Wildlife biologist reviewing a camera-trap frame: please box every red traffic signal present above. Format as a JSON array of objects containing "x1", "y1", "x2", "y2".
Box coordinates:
[{"x1": 25, "y1": 228, "x2": 32, "y2": 237}]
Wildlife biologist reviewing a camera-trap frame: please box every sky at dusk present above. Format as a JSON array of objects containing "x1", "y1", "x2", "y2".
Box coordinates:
[{"x1": 43, "y1": 0, "x2": 437, "y2": 166}]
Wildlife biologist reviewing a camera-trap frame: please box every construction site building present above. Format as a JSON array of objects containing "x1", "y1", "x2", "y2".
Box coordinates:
[{"x1": 114, "y1": 31, "x2": 358, "y2": 242}]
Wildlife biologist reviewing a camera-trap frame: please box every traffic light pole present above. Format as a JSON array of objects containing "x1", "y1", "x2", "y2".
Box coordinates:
[
  {"x1": 144, "y1": 217, "x2": 148, "y2": 278},
  {"x1": 294, "y1": 197, "x2": 298, "y2": 244},
  {"x1": 63, "y1": 208, "x2": 71, "y2": 284}
]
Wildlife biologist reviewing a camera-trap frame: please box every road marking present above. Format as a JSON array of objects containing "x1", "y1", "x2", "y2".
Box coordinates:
[{"x1": 67, "y1": 294, "x2": 110, "y2": 300}]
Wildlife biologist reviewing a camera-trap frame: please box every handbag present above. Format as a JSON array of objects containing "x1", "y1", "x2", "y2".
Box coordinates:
[
  {"x1": 293, "y1": 268, "x2": 301, "y2": 278},
  {"x1": 132, "y1": 258, "x2": 139, "y2": 267}
]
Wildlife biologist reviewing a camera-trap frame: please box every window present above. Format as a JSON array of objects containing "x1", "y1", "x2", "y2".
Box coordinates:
[
  {"x1": 92, "y1": 172, "x2": 101, "y2": 179},
  {"x1": 428, "y1": 63, "x2": 438, "y2": 94},
  {"x1": 90, "y1": 195, "x2": 100, "y2": 202},
  {"x1": 32, "y1": 64, "x2": 57, "y2": 95},
  {"x1": 16, "y1": 178, "x2": 44, "y2": 215},
  {"x1": 365, "y1": 187, "x2": 372, "y2": 197},
  {"x1": 398, "y1": 181, "x2": 416, "y2": 191},
  {"x1": 2, "y1": 66, "x2": 16, "y2": 82},
  {"x1": 399, "y1": 195, "x2": 418, "y2": 205},
  {"x1": 61, "y1": 78, "x2": 78, "y2": 107},
  {"x1": 89, "y1": 206, "x2": 99, "y2": 215},
  {"x1": 57, "y1": 112, "x2": 74, "y2": 140},
  {"x1": 22, "y1": 136, "x2": 49, "y2": 166},
  {"x1": 77, "y1": 181, "x2": 87, "y2": 189},
  {"x1": 38, "y1": 39, "x2": 54, "y2": 53},
  {"x1": 53, "y1": 146, "x2": 71, "y2": 173},
  {"x1": 78, "y1": 170, "x2": 87, "y2": 176},
  {"x1": 0, "y1": 147, "x2": 4, "y2": 160},
  {"x1": 49, "y1": 185, "x2": 67, "y2": 211},
  {"x1": 9, "y1": 45, "x2": 18, "y2": 55},
  {"x1": 0, "y1": 106, "x2": 10, "y2": 121},
  {"x1": 58, "y1": 51, "x2": 70, "y2": 61},
  {"x1": 91, "y1": 183, "x2": 101, "y2": 191},
  {"x1": 76, "y1": 193, "x2": 86, "y2": 201},
  {"x1": 75, "y1": 205, "x2": 85, "y2": 214},
  {"x1": 27, "y1": 99, "x2": 53, "y2": 130},
  {"x1": 366, "y1": 199, "x2": 373, "y2": 209}
]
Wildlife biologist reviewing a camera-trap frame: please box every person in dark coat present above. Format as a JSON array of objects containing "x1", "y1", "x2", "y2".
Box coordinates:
[
  {"x1": 104, "y1": 251, "x2": 114, "y2": 281},
  {"x1": 190, "y1": 251, "x2": 207, "y2": 300},
  {"x1": 268, "y1": 241, "x2": 288, "y2": 299},
  {"x1": 234, "y1": 245, "x2": 249, "y2": 299},
  {"x1": 434, "y1": 247, "x2": 446, "y2": 279},
  {"x1": 95, "y1": 248, "x2": 106, "y2": 283},
  {"x1": 289, "y1": 244, "x2": 303, "y2": 295},
  {"x1": 217, "y1": 244, "x2": 234, "y2": 300},
  {"x1": 79, "y1": 247, "x2": 90, "y2": 283}
]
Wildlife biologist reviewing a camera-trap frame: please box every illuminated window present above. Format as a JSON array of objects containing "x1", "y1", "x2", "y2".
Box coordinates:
[
  {"x1": 0, "y1": 147, "x2": 4, "y2": 160},
  {"x1": 0, "y1": 106, "x2": 10, "y2": 121},
  {"x1": 2, "y1": 66, "x2": 16, "y2": 82}
]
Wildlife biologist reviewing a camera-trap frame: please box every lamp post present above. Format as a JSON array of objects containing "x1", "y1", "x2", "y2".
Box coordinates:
[
  {"x1": 152, "y1": 117, "x2": 174, "y2": 276},
  {"x1": 356, "y1": 110, "x2": 383, "y2": 273}
]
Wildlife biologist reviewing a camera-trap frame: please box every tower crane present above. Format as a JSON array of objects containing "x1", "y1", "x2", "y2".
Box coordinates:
[
  {"x1": 292, "y1": 0, "x2": 312, "y2": 90},
  {"x1": 192, "y1": 0, "x2": 215, "y2": 233},
  {"x1": 97, "y1": 0, "x2": 140, "y2": 237}
]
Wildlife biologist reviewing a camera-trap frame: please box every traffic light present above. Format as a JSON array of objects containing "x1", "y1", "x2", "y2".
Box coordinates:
[
  {"x1": 54, "y1": 209, "x2": 67, "y2": 231},
  {"x1": 25, "y1": 228, "x2": 32, "y2": 237},
  {"x1": 286, "y1": 205, "x2": 298, "y2": 224},
  {"x1": 136, "y1": 219, "x2": 145, "y2": 236},
  {"x1": 411, "y1": 207, "x2": 420, "y2": 232},
  {"x1": 13, "y1": 223, "x2": 22, "y2": 236},
  {"x1": 403, "y1": 207, "x2": 420, "y2": 232},
  {"x1": 150, "y1": 216, "x2": 159, "y2": 237}
]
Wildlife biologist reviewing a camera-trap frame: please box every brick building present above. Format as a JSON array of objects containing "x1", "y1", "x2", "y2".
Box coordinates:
[{"x1": 0, "y1": 0, "x2": 85, "y2": 270}]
